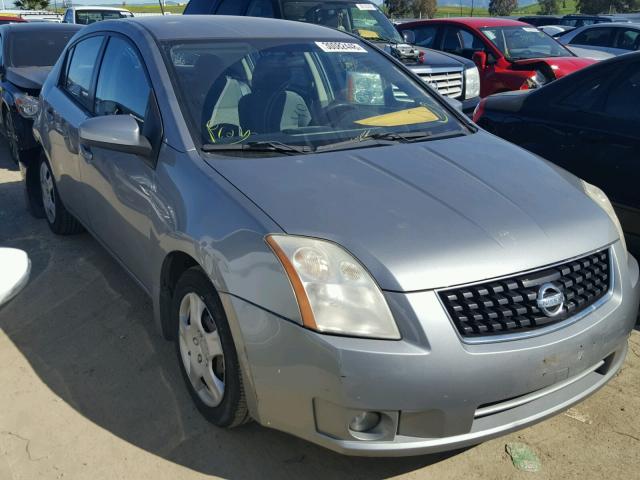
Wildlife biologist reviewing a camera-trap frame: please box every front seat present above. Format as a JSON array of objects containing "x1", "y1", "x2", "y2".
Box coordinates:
[{"x1": 238, "y1": 56, "x2": 312, "y2": 134}]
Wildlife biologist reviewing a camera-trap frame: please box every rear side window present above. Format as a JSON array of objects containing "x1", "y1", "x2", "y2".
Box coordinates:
[
  {"x1": 184, "y1": 0, "x2": 214, "y2": 15},
  {"x1": 571, "y1": 28, "x2": 613, "y2": 47},
  {"x1": 95, "y1": 36, "x2": 150, "y2": 120},
  {"x1": 558, "y1": 72, "x2": 610, "y2": 110},
  {"x1": 216, "y1": 0, "x2": 249, "y2": 14},
  {"x1": 412, "y1": 26, "x2": 437, "y2": 48},
  {"x1": 603, "y1": 65, "x2": 640, "y2": 120},
  {"x1": 63, "y1": 36, "x2": 103, "y2": 110},
  {"x1": 246, "y1": 0, "x2": 274, "y2": 17}
]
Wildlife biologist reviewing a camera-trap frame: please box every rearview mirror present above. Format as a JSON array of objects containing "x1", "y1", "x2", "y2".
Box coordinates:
[
  {"x1": 472, "y1": 51, "x2": 487, "y2": 70},
  {"x1": 79, "y1": 115, "x2": 152, "y2": 157},
  {"x1": 402, "y1": 30, "x2": 415, "y2": 45}
]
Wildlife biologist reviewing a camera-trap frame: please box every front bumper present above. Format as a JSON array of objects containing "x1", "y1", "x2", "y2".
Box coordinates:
[{"x1": 221, "y1": 243, "x2": 639, "y2": 456}]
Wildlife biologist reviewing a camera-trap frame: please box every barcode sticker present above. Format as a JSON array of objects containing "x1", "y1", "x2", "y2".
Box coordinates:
[
  {"x1": 315, "y1": 41, "x2": 367, "y2": 53},
  {"x1": 523, "y1": 27, "x2": 539, "y2": 32},
  {"x1": 356, "y1": 3, "x2": 377, "y2": 10}
]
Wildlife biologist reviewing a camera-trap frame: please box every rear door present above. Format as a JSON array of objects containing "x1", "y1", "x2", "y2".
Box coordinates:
[
  {"x1": 41, "y1": 34, "x2": 105, "y2": 224},
  {"x1": 78, "y1": 34, "x2": 162, "y2": 288}
]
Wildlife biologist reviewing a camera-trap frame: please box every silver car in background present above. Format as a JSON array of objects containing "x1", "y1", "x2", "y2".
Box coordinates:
[{"x1": 28, "y1": 16, "x2": 639, "y2": 456}]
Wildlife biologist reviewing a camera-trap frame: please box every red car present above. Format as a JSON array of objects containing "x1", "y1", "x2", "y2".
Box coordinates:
[
  {"x1": 0, "y1": 15, "x2": 26, "y2": 25},
  {"x1": 398, "y1": 18, "x2": 595, "y2": 97}
]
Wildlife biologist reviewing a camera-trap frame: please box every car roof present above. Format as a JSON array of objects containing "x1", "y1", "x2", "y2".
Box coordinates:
[
  {"x1": 70, "y1": 6, "x2": 131, "y2": 11},
  {"x1": 0, "y1": 22, "x2": 82, "y2": 33},
  {"x1": 405, "y1": 17, "x2": 529, "y2": 28},
  {"x1": 574, "y1": 22, "x2": 640, "y2": 29},
  {"x1": 99, "y1": 15, "x2": 355, "y2": 41}
]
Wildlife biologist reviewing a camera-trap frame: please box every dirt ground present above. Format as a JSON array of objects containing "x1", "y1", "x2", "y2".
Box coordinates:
[{"x1": 0, "y1": 146, "x2": 639, "y2": 480}]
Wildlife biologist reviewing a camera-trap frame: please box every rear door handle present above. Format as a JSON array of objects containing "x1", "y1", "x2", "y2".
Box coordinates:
[{"x1": 80, "y1": 144, "x2": 93, "y2": 162}]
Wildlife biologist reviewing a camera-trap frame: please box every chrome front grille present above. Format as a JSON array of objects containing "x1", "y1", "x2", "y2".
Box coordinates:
[{"x1": 419, "y1": 71, "x2": 463, "y2": 99}]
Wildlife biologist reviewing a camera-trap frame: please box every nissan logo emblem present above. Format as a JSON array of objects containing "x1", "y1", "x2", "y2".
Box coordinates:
[{"x1": 536, "y1": 282, "x2": 565, "y2": 317}]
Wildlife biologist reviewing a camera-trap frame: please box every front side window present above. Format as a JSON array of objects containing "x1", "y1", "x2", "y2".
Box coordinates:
[
  {"x1": 480, "y1": 26, "x2": 572, "y2": 60},
  {"x1": 281, "y1": 1, "x2": 403, "y2": 43},
  {"x1": 63, "y1": 36, "x2": 103, "y2": 109},
  {"x1": 164, "y1": 38, "x2": 468, "y2": 155},
  {"x1": 95, "y1": 36, "x2": 150, "y2": 120},
  {"x1": 571, "y1": 28, "x2": 613, "y2": 47},
  {"x1": 614, "y1": 28, "x2": 640, "y2": 51},
  {"x1": 8, "y1": 30, "x2": 78, "y2": 68}
]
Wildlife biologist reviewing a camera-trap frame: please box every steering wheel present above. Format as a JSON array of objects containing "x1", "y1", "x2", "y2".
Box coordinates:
[{"x1": 323, "y1": 103, "x2": 359, "y2": 124}]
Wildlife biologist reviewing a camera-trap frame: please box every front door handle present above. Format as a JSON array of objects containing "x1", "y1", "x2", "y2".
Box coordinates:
[{"x1": 80, "y1": 144, "x2": 93, "y2": 162}]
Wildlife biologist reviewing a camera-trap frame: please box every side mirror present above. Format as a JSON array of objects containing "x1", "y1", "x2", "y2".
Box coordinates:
[
  {"x1": 402, "y1": 30, "x2": 415, "y2": 45},
  {"x1": 79, "y1": 115, "x2": 152, "y2": 157},
  {"x1": 472, "y1": 51, "x2": 487, "y2": 70}
]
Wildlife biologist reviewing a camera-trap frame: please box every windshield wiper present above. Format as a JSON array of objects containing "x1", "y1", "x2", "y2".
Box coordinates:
[
  {"x1": 317, "y1": 130, "x2": 467, "y2": 153},
  {"x1": 201, "y1": 140, "x2": 313, "y2": 155}
]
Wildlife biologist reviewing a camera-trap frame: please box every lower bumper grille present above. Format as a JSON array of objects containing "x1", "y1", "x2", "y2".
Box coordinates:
[{"x1": 439, "y1": 249, "x2": 611, "y2": 337}]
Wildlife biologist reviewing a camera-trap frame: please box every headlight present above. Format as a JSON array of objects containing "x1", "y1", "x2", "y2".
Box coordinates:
[
  {"x1": 525, "y1": 70, "x2": 549, "y2": 89},
  {"x1": 464, "y1": 66, "x2": 480, "y2": 99},
  {"x1": 266, "y1": 235, "x2": 400, "y2": 340},
  {"x1": 14, "y1": 93, "x2": 39, "y2": 118},
  {"x1": 581, "y1": 180, "x2": 627, "y2": 261}
]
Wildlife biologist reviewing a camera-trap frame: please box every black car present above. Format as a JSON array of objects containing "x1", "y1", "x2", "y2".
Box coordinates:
[
  {"x1": 474, "y1": 52, "x2": 640, "y2": 255},
  {"x1": 0, "y1": 23, "x2": 82, "y2": 163},
  {"x1": 518, "y1": 15, "x2": 562, "y2": 27},
  {"x1": 183, "y1": 0, "x2": 482, "y2": 114},
  {"x1": 559, "y1": 14, "x2": 631, "y2": 28}
]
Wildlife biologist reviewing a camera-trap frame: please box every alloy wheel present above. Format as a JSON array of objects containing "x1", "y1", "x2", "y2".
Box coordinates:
[{"x1": 178, "y1": 292, "x2": 226, "y2": 407}]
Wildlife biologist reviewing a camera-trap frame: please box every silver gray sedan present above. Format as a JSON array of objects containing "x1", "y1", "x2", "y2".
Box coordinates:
[{"x1": 27, "y1": 16, "x2": 639, "y2": 456}]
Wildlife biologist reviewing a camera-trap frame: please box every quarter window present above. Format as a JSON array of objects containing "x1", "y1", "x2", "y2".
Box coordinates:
[
  {"x1": 63, "y1": 36, "x2": 103, "y2": 110},
  {"x1": 95, "y1": 36, "x2": 150, "y2": 120}
]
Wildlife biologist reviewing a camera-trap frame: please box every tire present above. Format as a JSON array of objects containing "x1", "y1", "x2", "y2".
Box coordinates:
[
  {"x1": 38, "y1": 155, "x2": 84, "y2": 235},
  {"x1": 172, "y1": 267, "x2": 250, "y2": 428}
]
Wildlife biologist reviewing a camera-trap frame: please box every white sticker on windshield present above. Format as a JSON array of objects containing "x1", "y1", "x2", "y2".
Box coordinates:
[
  {"x1": 523, "y1": 27, "x2": 539, "y2": 32},
  {"x1": 356, "y1": 3, "x2": 377, "y2": 10},
  {"x1": 315, "y1": 41, "x2": 367, "y2": 53}
]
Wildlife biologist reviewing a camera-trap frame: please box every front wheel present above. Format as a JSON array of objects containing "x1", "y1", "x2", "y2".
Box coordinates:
[{"x1": 172, "y1": 267, "x2": 250, "y2": 427}]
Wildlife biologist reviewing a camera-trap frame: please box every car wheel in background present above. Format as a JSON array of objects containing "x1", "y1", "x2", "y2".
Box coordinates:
[
  {"x1": 38, "y1": 156, "x2": 84, "y2": 235},
  {"x1": 5, "y1": 108, "x2": 22, "y2": 164},
  {"x1": 172, "y1": 267, "x2": 250, "y2": 428}
]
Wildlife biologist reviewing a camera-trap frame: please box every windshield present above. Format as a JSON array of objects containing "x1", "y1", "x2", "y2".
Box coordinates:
[
  {"x1": 281, "y1": 1, "x2": 403, "y2": 43},
  {"x1": 9, "y1": 30, "x2": 77, "y2": 67},
  {"x1": 75, "y1": 10, "x2": 133, "y2": 25},
  {"x1": 480, "y1": 26, "x2": 572, "y2": 60},
  {"x1": 164, "y1": 38, "x2": 466, "y2": 155}
]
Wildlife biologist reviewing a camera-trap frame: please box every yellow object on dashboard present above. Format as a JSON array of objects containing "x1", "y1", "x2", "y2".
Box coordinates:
[
  {"x1": 355, "y1": 29, "x2": 380, "y2": 39},
  {"x1": 355, "y1": 107, "x2": 440, "y2": 127}
]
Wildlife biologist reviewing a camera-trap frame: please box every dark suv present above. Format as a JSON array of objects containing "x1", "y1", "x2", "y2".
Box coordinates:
[
  {"x1": 183, "y1": 0, "x2": 481, "y2": 113},
  {"x1": 559, "y1": 14, "x2": 631, "y2": 28}
]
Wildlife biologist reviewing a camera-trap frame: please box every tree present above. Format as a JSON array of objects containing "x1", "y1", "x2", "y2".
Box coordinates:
[
  {"x1": 577, "y1": 0, "x2": 640, "y2": 13},
  {"x1": 411, "y1": 0, "x2": 437, "y2": 18},
  {"x1": 14, "y1": 0, "x2": 49, "y2": 9},
  {"x1": 539, "y1": 0, "x2": 560, "y2": 14},
  {"x1": 488, "y1": 0, "x2": 518, "y2": 16},
  {"x1": 385, "y1": 0, "x2": 413, "y2": 17}
]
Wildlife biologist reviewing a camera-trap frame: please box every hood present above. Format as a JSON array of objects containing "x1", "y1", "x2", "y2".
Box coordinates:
[
  {"x1": 206, "y1": 132, "x2": 617, "y2": 292},
  {"x1": 372, "y1": 41, "x2": 472, "y2": 69},
  {"x1": 512, "y1": 56, "x2": 595, "y2": 78},
  {"x1": 6, "y1": 66, "x2": 51, "y2": 91},
  {"x1": 566, "y1": 46, "x2": 615, "y2": 61}
]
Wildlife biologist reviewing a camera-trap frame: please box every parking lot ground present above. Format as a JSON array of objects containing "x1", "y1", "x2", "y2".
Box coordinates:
[{"x1": 0, "y1": 146, "x2": 639, "y2": 480}]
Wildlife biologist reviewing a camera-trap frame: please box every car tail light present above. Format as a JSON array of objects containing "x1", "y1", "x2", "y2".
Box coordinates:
[{"x1": 472, "y1": 98, "x2": 487, "y2": 123}]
